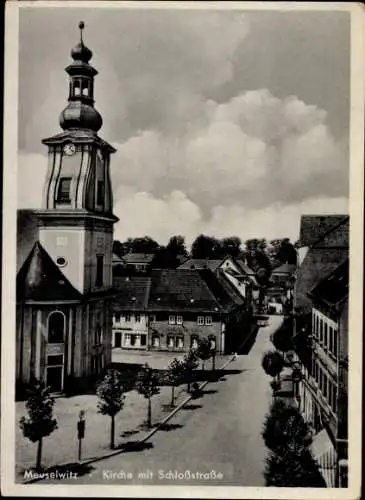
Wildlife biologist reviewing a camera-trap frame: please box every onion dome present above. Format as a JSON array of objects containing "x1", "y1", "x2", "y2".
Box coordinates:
[
  {"x1": 71, "y1": 22, "x2": 92, "y2": 63},
  {"x1": 60, "y1": 101, "x2": 102, "y2": 132}
]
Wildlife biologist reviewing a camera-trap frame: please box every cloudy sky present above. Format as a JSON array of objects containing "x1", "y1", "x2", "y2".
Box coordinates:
[{"x1": 18, "y1": 6, "x2": 350, "y2": 245}]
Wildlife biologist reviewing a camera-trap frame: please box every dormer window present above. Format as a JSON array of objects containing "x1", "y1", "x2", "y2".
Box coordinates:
[{"x1": 57, "y1": 177, "x2": 72, "y2": 204}]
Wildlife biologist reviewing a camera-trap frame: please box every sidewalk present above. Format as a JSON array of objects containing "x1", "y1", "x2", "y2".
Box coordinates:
[{"x1": 16, "y1": 354, "x2": 233, "y2": 482}]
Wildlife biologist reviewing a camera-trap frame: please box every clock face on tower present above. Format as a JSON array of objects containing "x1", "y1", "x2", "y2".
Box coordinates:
[{"x1": 63, "y1": 142, "x2": 76, "y2": 156}]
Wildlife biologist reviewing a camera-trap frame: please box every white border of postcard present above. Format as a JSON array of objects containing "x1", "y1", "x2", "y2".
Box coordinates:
[{"x1": 2, "y1": 1, "x2": 364, "y2": 498}]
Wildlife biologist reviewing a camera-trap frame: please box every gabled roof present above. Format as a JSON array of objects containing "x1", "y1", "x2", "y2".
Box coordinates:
[
  {"x1": 113, "y1": 276, "x2": 151, "y2": 311},
  {"x1": 272, "y1": 263, "x2": 296, "y2": 275},
  {"x1": 298, "y1": 215, "x2": 348, "y2": 248},
  {"x1": 122, "y1": 253, "x2": 155, "y2": 264},
  {"x1": 148, "y1": 269, "x2": 224, "y2": 313},
  {"x1": 177, "y1": 258, "x2": 225, "y2": 271},
  {"x1": 112, "y1": 253, "x2": 124, "y2": 264},
  {"x1": 198, "y1": 269, "x2": 244, "y2": 311},
  {"x1": 308, "y1": 259, "x2": 349, "y2": 309},
  {"x1": 17, "y1": 209, "x2": 39, "y2": 273},
  {"x1": 295, "y1": 248, "x2": 348, "y2": 314},
  {"x1": 235, "y1": 259, "x2": 256, "y2": 276},
  {"x1": 17, "y1": 241, "x2": 81, "y2": 302}
]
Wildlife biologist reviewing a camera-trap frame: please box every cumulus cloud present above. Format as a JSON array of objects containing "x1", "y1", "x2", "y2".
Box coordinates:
[{"x1": 17, "y1": 10, "x2": 349, "y2": 244}]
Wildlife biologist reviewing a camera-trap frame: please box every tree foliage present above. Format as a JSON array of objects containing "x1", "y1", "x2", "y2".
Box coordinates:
[
  {"x1": 166, "y1": 358, "x2": 185, "y2": 406},
  {"x1": 196, "y1": 338, "x2": 213, "y2": 370},
  {"x1": 135, "y1": 363, "x2": 160, "y2": 428},
  {"x1": 264, "y1": 448, "x2": 326, "y2": 487},
  {"x1": 96, "y1": 369, "x2": 127, "y2": 449},
  {"x1": 183, "y1": 349, "x2": 199, "y2": 392},
  {"x1": 262, "y1": 400, "x2": 325, "y2": 487},
  {"x1": 261, "y1": 350, "x2": 285, "y2": 379},
  {"x1": 19, "y1": 379, "x2": 58, "y2": 470}
]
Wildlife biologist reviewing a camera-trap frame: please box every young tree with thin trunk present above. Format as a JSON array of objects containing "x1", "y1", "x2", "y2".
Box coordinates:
[
  {"x1": 196, "y1": 338, "x2": 212, "y2": 371},
  {"x1": 96, "y1": 369, "x2": 127, "y2": 449},
  {"x1": 19, "y1": 379, "x2": 58, "y2": 471},
  {"x1": 183, "y1": 349, "x2": 199, "y2": 393},
  {"x1": 135, "y1": 363, "x2": 160, "y2": 428},
  {"x1": 166, "y1": 358, "x2": 185, "y2": 407}
]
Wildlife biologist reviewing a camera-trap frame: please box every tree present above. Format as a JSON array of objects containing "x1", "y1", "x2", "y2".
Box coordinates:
[
  {"x1": 191, "y1": 235, "x2": 222, "y2": 259},
  {"x1": 135, "y1": 363, "x2": 160, "y2": 428},
  {"x1": 276, "y1": 238, "x2": 297, "y2": 265},
  {"x1": 264, "y1": 448, "x2": 326, "y2": 487},
  {"x1": 261, "y1": 350, "x2": 285, "y2": 380},
  {"x1": 244, "y1": 238, "x2": 267, "y2": 253},
  {"x1": 166, "y1": 358, "x2": 185, "y2": 406},
  {"x1": 196, "y1": 338, "x2": 213, "y2": 370},
  {"x1": 183, "y1": 349, "x2": 199, "y2": 393},
  {"x1": 19, "y1": 379, "x2": 58, "y2": 471},
  {"x1": 166, "y1": 235, "x2": 188, "y2": 258},
  {"x1": 96, "y1": 369, "x2": 127, "y2": 449},
  {"x1": 220, "y1": 236, "x2": 242, "y2": 259},
  {"x1": 262, "y1": 399, "x2": 312, "y2": 454}
]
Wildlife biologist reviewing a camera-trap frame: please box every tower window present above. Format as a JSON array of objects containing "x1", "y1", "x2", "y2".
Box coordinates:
[
  {"x1": 57, "y1": 177, "x2": 72, "y2": 204},
  {"x1": 96, "y1": 255, "x2": 104, "y2": 287},
  {"x1": 96, "y1": 180, "x2": 105, "y2": 206}
]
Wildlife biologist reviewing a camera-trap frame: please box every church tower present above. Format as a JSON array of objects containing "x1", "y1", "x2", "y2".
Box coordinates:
[
  {"x1": 38, "y1": 22, "x2": 118, "y2": 295},
  {"x1": 16, "y1": 23, "x2": 118, "y2": 394}
]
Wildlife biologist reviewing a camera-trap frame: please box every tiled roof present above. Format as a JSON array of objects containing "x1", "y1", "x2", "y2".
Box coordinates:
[
  {"x1": 309, "y1": 259, "x2": 349, "y2": 309},
  {"x1": 112, "y1": 253, "x2": 124, "y2": 264},
  {"x1": 312, "y1": 217, "x2": 349, "y2": 249},
  {"x1": 198, "y1": 269, "x2": 244, "y2": 311},
  {"x1": 17, "y1": 209, "x2": 39, "y2": 273},
  {"x1": 178, "y1": 259, "x2": 224, "y2": 271},
  {"x1": 17, "y1": 241, "x2": 81, "y2": 302},
  {"x1": 235, "y1": 259, "x2": 256, "y2": 275},
  {"x1": 113, "y1": 276, "x2": 151, "y2": 310},
  {"x1": 122, "y1": 253, "x2": 155, "y2": 264},
  {"x1": 272, "y1": 263, "x2": 296, "y2": 275},
  {"x1": 294, "y1": 248, "x2": 348, "y2": 314},
  {"x1": 298, "y1": 215, "x2": 348, "y2": 248},
  {"x1": 148, "y1": 269, "x2": 224, "y2": 313}
]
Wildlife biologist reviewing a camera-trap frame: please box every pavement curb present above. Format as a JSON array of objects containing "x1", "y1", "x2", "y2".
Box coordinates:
[{"x1": 21, "y1": 354, "x2": 237, "y2": 485}]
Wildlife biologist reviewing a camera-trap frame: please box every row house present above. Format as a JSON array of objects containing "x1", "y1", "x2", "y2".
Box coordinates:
[
  {"x1": 294, "y1": 214, "x2": 349, "y2": 487},
  {"x1": 112, "y1": 267, "x2": 251, "y2": 354},
  {"x1": 299, "y1": 260, "x2": 348, "y2": 488}
]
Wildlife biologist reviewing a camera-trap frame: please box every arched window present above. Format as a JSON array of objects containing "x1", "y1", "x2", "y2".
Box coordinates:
[{"x1": 48, "y1": 312, "x2": 65, "y2": 343}]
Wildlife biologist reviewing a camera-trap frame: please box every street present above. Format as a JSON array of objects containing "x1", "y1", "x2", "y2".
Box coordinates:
[{"x1": 40, "y1": 315, "x2": 283, "y2": 486}]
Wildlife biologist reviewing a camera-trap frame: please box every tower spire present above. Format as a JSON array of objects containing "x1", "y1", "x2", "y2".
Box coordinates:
[
  {"x1": 79, "y1": 21, "x2": 84, "y2": 44},
  {"x1": 59, "y1": 21, "x2": 102, "y2": 132}
]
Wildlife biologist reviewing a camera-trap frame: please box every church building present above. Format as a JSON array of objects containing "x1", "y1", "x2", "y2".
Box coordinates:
[{"x1": 16, "y1": 23, "x2": 118, "y2": 396}]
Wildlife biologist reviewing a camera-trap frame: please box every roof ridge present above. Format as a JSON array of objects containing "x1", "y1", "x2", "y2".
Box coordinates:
[{"x1": 311, "y1": 215, "x2": 349, "y2": 248}]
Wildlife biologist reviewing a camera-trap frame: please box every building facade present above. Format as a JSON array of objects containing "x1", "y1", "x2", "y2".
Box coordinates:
[
  {"x1": 294, "y1": 215, "x2": 349, "y2": 487},
  {"x1": 16, "y1": 23, "x2": 118, "y2": 396}
]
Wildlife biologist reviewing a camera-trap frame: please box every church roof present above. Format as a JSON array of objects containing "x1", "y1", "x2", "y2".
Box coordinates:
[
  {"x1": 42, "y1": 129, "x2": 116, "y2": 153},
  {"x1": 17, "y1": 241, "x2": 81, "y2": 302}
]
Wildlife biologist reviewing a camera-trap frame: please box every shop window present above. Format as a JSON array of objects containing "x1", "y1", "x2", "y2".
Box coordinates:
[
  {"x1": 124, "y1": 334, "x2": 131, "y2": 347},
  {"x1": 152, "y1": 335, "x2": 160, "y2": 348},
  {"x1": 141, "y1": 335, "x2": 147, "y2": 347},
  {"x1": 48, "y1": 312, "x2": 65, "y2": 343},
  {"x1": 167, "y1": 336, "x2": 174, "y2": 349},
  {"x1": 176, "y1": 336, "x2": 184, "y2": 349},
  {"x1": 191, "y1": 336, "x2": 199, "y2": 349}
]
